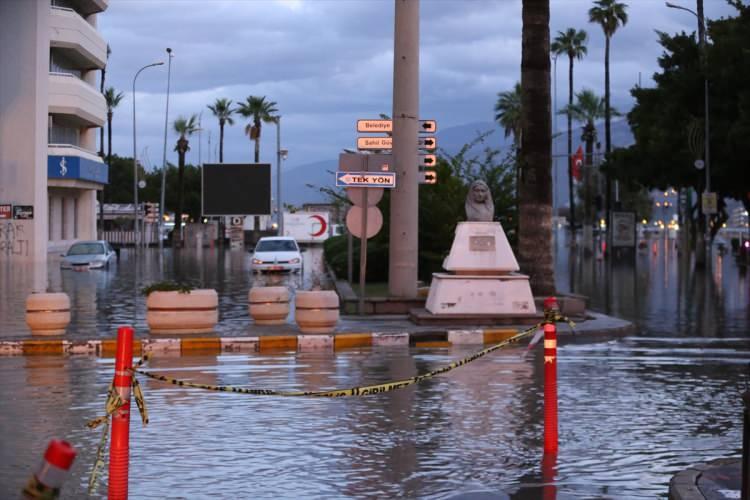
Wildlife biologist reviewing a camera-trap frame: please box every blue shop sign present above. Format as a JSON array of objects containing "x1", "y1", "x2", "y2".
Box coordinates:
[{"x1": 48, "y1": 155, "x2": 108, "y2": 184}]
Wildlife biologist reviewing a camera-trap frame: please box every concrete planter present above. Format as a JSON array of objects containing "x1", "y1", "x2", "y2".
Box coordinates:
[
  {"x1": 248, "y1": 286, "x2": 290, "y2": 325},
  {"x1": 146, "y1": 289, "x2": 218, "y2": 334},
  {"x1": 295, "y1": 290, "x2": 339, "y2": 334},
  {"x1": 25, "y1": 293, "x2": 71, "y2": 336}
]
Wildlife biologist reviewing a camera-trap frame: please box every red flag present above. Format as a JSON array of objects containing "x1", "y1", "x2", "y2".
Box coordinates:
[{"x1": 571, "y1": 145, "x2": 583, "y2": 181}]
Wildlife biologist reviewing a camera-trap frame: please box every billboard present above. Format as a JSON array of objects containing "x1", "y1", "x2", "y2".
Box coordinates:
[
  {"x1": 611, "y1": 211, "x2": 636, "y2": 247},
  {"x1": 202, "y1": 163, "x2": 271, "y2": 216},
  {"x1": 283, "y1": 212, "x2": 330, "y2": 243}
]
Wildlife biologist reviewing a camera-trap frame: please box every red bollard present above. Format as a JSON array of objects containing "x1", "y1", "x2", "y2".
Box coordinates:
[
  {"x1": 541, "y1": 452, "x2": 557, "y2": 500},
  {"x1": 543, "y1": 322, "x2": 558, "y2": 454},
  {"x1": 22, "y1": 439, "x2": 76, "y2": 499},
  {"x1": 109, "y1": 326, "x2": 134, "y2": 500}
]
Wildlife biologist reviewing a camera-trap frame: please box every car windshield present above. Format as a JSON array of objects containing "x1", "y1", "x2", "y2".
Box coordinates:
[
  {"x1": 255, "y1": 240, "x2": 297, "y2": 252},
  {"x1": 67, "y1": 243, "x2": 105, "y2": 256}
]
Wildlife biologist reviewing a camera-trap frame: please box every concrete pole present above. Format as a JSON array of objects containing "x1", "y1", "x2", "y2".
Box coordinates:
[
  {"x1": 159, "y1": 49, "x2": 173, "y2": 251},
  {"x1": 388, "y1": 0, "x2": 419, "y2": 298}
]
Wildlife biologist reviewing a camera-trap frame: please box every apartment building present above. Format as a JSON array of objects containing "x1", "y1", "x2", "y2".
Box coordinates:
[{"x1": 0, "y1": 0, "x2": 108, "y2": 262}]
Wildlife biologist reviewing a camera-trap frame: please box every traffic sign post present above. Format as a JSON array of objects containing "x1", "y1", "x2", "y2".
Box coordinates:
[
  {"x1": 702, "y1": 192, "x2": 717, "y2": 215},
  {"x1": 356, "y1": 119, "x2": 437, "y2": 134},
  {"x1": 336, "y1": 172, "x2": 396, "y2": 188},
  {"x1": 420, "y1": 170, "x2": 437, "y2": 185},
  {"x1": 356, "y1": 136, "x2": 437, "y2": 151},
  {"x1": 418, "y1": 154, "x2": 436, "y2": 168}
]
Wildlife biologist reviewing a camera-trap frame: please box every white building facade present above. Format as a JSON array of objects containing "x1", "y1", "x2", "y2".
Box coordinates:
[{"x1": 0, "y1": 0, "x2": 108, "y2": 262}]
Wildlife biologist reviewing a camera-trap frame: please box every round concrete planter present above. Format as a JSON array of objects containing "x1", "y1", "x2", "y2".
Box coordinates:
[
  {"x1": 248, "y1": 286, "x2": 290, "y2": 325},
  {"x1": 146, "y1": 289, "x2": 218, "y2": 334},
  {"x1": 25, "y1": 292, "x2": 71, "y2": 336},
  {"x1": 295, "y1": 290, "x2": 339, "y2": 334}
]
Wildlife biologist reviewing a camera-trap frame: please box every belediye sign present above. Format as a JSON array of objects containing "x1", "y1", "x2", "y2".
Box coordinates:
[
  {"x1": 13, "y1": 205, "x2": 34, "y2": 220},
  {"x1": 0, "y1": 204, "x2": 11, "y2": 220}
]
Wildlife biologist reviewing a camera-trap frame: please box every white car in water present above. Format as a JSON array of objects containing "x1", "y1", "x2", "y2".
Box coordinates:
[
  {"x1": 60, "y1": 240, "x2": 116, "y2": 270},
  {"x1": 251, "y1": 237, "x2": 303, "y2": 273}
]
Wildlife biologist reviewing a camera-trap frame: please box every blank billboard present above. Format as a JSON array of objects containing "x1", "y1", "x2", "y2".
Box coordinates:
[{"x1": 202, "y1": 163, "x2": 271, "y2": 216}]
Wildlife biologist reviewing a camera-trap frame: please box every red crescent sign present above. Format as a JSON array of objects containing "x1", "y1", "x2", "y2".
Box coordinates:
[{"x1": 309, "y1": 215, "x2": 327, "y2": 237}]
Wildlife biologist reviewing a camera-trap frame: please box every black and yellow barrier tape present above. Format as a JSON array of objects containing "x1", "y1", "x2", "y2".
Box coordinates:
[
  {"x1": 85, "y1": 369, "x2": 149, "y2": 494},
  {"x1": 131, "y1": 316, "x2": 574, "y2": 398}
]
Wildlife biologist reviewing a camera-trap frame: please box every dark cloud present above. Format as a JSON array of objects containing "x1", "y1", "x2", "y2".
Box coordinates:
[{"x1": 101, "y1": 0, "x2": 738, "y2": 175}]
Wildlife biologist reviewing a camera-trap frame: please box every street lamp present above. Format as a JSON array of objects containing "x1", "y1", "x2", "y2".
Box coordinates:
[
  {"x1": 159, "y1": 48, "x2": 173, "y2": 250},
  {"x1": 132, "y1": 61, "x2": 164, "y2": 248},
  {"x1": 665, "y1": 1, "x2": 711, "y2": 253},
  {"x1": 274, "y1": 116, "x2": 286, "y2": 234}
]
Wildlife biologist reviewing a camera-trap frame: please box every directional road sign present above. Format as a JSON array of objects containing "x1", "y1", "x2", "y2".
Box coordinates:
[
  {"x1": 420, "y1": 170, "x2": 437, "y2": 185},
  {"x1": 418, "y1": 137, "x2": 437, "y2": 150},
  {"x1": 418, "y1": 154, "x2": 437, "y2": 168},
  {"x1": 357, "y1": 119, "x2": 437, "y2": 134},
  {"x1": 357, "y1": 137, "x2": 392, "y2": 150},
  {"x1": 336, "y1": 171, "x2": 396, "y2": 188},
  {"x1": 356, "y1": 136, "x2": 437, "y2": 151}
]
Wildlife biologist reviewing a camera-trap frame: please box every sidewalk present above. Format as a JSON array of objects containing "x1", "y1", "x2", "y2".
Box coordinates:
[
  {"x1": 669, "y1": 458, "x2": 741, "y2": 500},
  {"x1": 0, "y1": 310, "x2": 634, "y2": 357}
]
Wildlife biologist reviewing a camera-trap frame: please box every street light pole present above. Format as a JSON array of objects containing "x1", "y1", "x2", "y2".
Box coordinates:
[
  {"x1": 132, "y1": 61, "x2": 163, "y2": 249},
  {"x1": 275, "y1": 116, "x2": 283, "y2": 234},
  {"x1": 159, "y1": 48, "x2": 173, "y2": 251},
  {"x1": 666, "y1": 1, "x2": 711, "y2": 254}
]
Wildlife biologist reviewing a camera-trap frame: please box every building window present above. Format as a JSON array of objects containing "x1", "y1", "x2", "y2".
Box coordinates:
[
  {"x1": 49, "y1": 120, "x2": 80, "y2": 146},
  {"x1": 49, "y1": 49, "x2": 82, "y2": 78}
]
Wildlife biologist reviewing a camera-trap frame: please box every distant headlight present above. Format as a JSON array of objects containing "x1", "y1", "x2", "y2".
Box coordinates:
[
  {"x1": 290, "y1": 258, "x2": 301, "y2": 264},
  {"x1": 252, "y1": 258, "x2": 263, "y2": 264}
]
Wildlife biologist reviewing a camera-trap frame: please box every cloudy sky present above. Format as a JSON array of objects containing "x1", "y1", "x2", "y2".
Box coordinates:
[{"x1": 99, "y1": 0, "x2": 737, "y2": 173}]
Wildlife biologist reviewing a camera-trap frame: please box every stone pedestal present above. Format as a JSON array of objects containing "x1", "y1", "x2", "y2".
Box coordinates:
[{"x1": 425, "y1": 221, "x2": 536, "y2": 317}]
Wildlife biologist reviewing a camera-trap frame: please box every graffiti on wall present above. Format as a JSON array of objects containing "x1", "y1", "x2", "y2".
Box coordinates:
[{"x1": 0, "y1": 221, "x2": 29, "y2": 257}]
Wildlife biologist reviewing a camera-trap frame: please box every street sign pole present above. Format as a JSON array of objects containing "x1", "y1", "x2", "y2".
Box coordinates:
[{"x1": 359, "y1": 188, "x2": 368, "y2": 315}]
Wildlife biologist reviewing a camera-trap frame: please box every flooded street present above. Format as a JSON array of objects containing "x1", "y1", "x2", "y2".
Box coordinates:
[{"x1": 0, "y1": 233, "x2": 748, "y2": 498}]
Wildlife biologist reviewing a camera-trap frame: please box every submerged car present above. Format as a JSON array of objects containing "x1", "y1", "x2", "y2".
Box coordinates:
[
  {"x1": 61, "y1": 240, "x2": 116, "y2": 270},
  {"x1": 251, "y1": 237, "x2": 303, "y2": 273}
]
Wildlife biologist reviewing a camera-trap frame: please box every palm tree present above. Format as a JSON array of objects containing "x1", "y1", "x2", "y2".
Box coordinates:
[
  {"x1": 207, "y1": 98, "x2": 234, "y2": 163},
  {"x1": 551, "y1": 28, "x2": 588, "y2": 236},
  {"x1": 519, "y1": 0, "x2": 555, "y2": 295},
  {"x1": 172, "y1": 114, "x2": 199, "y2": 246},
  {"x1": 236, "y1": 96, "x2": 278, "y2": 162},
  {"x1": 102, "y1": 87, "x2": 124, "y2": 234},
  {"x1": 589, "y1": 0, "x2": 628, "y2": 222},
  {"x1": 104, "y1": 87, "x2": 124, "y2": 165},
  {"x1": 494, "y1": 82, "x2": 523, "y2": 219},
  {"x1": 561, "y1": 89, "x2": 611, "y2": 245}
]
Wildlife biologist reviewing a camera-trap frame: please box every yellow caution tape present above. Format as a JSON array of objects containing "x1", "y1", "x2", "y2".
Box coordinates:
[
  {"x1": 133, "y1": 323, "x2": 551, "y2": 398},
  {"x1": 86, "y1": 372, "x2": 149, "y2": 494}
]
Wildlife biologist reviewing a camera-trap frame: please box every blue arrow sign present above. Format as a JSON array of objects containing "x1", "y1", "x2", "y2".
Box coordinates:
[{"x1": 336, "y1": 171, "x2": 396, "y2": 188}]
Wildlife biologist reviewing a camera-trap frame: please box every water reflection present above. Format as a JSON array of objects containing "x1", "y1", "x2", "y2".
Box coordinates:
[
  {"x1": 557, "y1": 230, "x2": 750, "y2": 338},
  {"x1": 0, "y1": 247, "x2": 326, "y2": 338},
  {"x1": 0, "y1": 340, "x2": 745, "y2": 499}
]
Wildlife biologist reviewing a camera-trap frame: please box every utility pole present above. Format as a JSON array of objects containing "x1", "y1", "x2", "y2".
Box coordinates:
[{"x1": 388, "y1": 0, "x2": 419, "y2": 298}]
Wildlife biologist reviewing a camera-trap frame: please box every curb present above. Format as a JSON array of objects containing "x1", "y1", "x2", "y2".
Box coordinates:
[{"x1": 0, "y1": 328, "x2": 521, "y2": 357}]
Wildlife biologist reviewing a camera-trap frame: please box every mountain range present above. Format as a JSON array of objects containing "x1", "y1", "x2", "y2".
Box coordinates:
[{"x1": 282, "y1": 119, "x2": 635, "y2": 209}]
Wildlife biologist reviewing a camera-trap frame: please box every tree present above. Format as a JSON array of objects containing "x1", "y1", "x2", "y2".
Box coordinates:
[
  {"x1": 102, "y1": 87, "x2": 124, "y2": 228},
  {"x1": 236, "y1": 96, "x2": 278, "y2": 162},
  {"x1": 172, "y1": 115, "x2": 199, "y2": 246},
  {"x1": 519, "y1": 0, "x2": 555, "y2": 295},
  {"x1": 551, "y1": 27, "x2": 588, "y2": 234},
  {"x1": 207, "y1": 98, "x2": 234, "y2": 163},
  {"x1": 561, "y1": 89, "x2": 608, "y2": 239},
  {"x1": 589, "y1": 0, "x2": 628, "y2": 221},
  {"x1": 494, "y1": 82, "x2": 523, "y2": 212}
]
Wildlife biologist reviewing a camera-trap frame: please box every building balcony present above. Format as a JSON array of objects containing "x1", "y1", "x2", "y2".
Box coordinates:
[
  {"x1": 66, "y1": 0, "x2": 108, "y2": 16},
  {"x1": 50, "y1": 6, "x2": 107, "y2": 69},
  {"x1": 48, "y1": 72, "x2": 106, "y2": 128},
  {"x1": 48, "y1": 144, "x2": 108, "y2": 185}
]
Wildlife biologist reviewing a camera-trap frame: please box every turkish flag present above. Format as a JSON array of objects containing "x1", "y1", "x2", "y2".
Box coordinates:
[{"x1": 571, "y1": 145, "x2": 584, "y2": 181}]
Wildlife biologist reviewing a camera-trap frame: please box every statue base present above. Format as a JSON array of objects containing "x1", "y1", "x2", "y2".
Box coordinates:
[{"x1": 425, "y1": 273, "x2": 536, "y2": 316}]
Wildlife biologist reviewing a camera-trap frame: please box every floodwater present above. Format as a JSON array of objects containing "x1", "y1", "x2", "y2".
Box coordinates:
[
  {"x1": 0, "y1": 232, "x2": 748, "y2": 498},
  {"x1": 0, "y1": 246, "x2": 329, "y2": 338}
]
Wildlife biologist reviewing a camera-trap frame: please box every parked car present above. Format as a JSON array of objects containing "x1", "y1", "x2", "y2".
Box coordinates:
[
  {"x1": 251, "y1": 237, "x2": 303, "y2": 273},
  {"x1": 61, "y1": 240, "x2": 116, "y2": 270}
]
